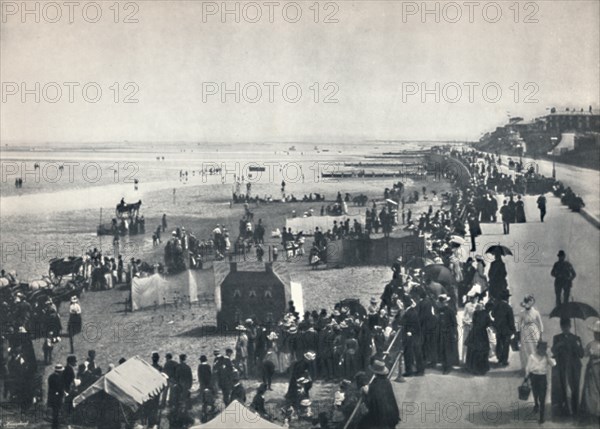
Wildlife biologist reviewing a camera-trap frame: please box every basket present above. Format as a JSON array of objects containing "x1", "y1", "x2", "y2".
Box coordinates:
[{"x1": 518, "y1": 381, "x2": 531, "y2": 401}]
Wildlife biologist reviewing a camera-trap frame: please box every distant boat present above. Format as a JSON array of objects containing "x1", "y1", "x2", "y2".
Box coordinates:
[
  {"x1": 289, "y1": 145, "x2": 296, "y2": 151},
  {"x1": 322, "y1": 149, "x2": 330, "y2": 152}
]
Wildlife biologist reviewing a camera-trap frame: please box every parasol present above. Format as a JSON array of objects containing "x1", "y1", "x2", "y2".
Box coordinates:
[
  {"x1": 549, "y1": 302, "x2": 599, "y2": 320},
  {"x1": 485, "y1": 245, "x2": 513, "y2": 256}
]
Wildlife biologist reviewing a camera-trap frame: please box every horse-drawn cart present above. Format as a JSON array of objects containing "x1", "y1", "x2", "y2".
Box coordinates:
[{"x1": 97, "y1": 199, "x2": 146, "y2": 236}]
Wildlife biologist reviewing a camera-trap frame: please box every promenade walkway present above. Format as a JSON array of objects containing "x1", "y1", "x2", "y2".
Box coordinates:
[{"x1": 392, "y1": 191, "x2": 600, "y2": 428}]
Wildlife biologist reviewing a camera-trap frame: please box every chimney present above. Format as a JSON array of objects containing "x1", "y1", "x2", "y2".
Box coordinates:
[
  {"x1": 265, "y1": 262, "x2": 273, "y2": 274},
  {"x1": 229, "y1": 262, "x2": 237, "y2": 272}
]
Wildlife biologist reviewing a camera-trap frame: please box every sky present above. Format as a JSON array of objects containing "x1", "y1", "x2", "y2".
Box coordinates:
[{"x1": 1, "y1": 0, "x2": 599, "y2": 144}]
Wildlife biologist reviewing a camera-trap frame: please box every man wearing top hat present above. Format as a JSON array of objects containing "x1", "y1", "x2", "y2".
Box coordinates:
[
  {"x1": 551, "y1": 250, "x2": 577, "y2": 307},
  {"x1": 48, "y1": 364, "x2": 66, "y2": 429},
  {"x1": 366, "y1": 360, "x2": 400, "y2": 429},
  {"x1": 491, "y1": 289, "x2": 516, "y2": 366}
]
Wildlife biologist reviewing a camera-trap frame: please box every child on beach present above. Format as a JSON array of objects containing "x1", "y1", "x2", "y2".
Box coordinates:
[{"x1": 525, "y1": 341, "x2": 556, "y2": 424}]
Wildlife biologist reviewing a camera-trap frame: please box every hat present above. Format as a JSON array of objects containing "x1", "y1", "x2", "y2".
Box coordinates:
[
  {"x1": 588, "y1": 320, "x2": 600, "y2": 333},
  {"x1": 370, "y1": 297, "x2": 378, "y2": 304},
  {"x1": 245, "y1": 318, "x2": 253, "y2": 324},
  {"x1": 288, "y1": 326, "x2": 298, "y2": 334},
  {"x1": 304, "y1": 351, "x2": 316, "y2": 361},
  {"x1": 70, "y1": 296, "x2": 78, "y2": 303},
  {"x1": 557, "y1": 250, "x2": 566, "y2": 257},
  {"x1": 300, "y1": 399, "x2": 312, "y2": 407},
  {"x1": 521, "y1": 294, "x2": 535, "y2": 307},
  {"x1": 54, "y1": 364, "x2": 64, "y2": 372},
  {"x1": 438, "y1": 294, "x2": 451, "y2": 303},
  {"x1": 267, "y1": 332, "x2": 279, "y2": 340},
  {"x1": 235, "y1": 325, "x2": 247, "y2": 331},
  {"x1": 370, "y1": 360, "x2": 389, "y2": 375}
]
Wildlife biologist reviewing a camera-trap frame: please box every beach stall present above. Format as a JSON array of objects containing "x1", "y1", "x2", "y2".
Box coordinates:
[{"x1": 73, "y1": 356, "x2": 167, "y2": 410}]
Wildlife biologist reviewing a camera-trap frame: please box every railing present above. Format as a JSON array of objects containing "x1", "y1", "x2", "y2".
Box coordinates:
[{"x1": 342, "y1": 326, "x2": 404, "y2": 429}]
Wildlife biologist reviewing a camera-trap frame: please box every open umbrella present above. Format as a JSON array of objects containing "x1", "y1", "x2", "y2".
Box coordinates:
[
  {"x1": 423, "y1": 264, "x2": 455, "y2": 285},
  {"x1": 549, "y1": 302, "x2": 599, "y2": 320},
  {"x1": 485, "y1": 245, "x2": 513, "y2": 256},
  {"x1": 405, "y1": 256, "x2": 435, "y2": 269}
]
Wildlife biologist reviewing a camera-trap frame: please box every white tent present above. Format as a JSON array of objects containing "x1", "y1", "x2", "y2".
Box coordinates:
[
  {"x1": 191, "y1": 400, "x2": 283, "y2": 429},
  {"x1": 73, "y1": 356, "x2": 167, "y2": 411},
  {"x1": 131, "y1": 269, "x2": 213, "y2": 311}
]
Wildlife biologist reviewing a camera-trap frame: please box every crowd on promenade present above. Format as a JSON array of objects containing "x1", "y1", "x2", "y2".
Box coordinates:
[{"x1": 2, "y1": 148, "x2": 599, "y2": 429}]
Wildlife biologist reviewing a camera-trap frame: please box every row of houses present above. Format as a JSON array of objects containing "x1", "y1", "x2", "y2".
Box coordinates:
[{"x1": 478, "y1": 107, "x2": 600, "y2": 156}]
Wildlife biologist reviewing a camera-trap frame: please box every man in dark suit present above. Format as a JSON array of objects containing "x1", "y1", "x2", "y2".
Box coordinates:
[
  {"x1": 366, "y1": 360, "x2": 400, "y2": 429},
  {"x1": 551, "y1": 318, "x2": 584, "y2": 417},
  {"x1": 551, "y1": 250, "x2": 576, "y2": 307},
  {"x1": 197, "y1": 355, "x2": 212, "y2": 396},
  {"x1": 63, "y1": 355, "x2": 77, "y2": 391},
  {"x1": 218, "y1": 349, "x2": 235, "y2": 405},
  {"x1": 500, "y1": 200, "x2": 510, "y2": 234},
  {"x1": 488, "y1": 251, "x2": 508, "y2": 300},
  {"x1": 176, "y1": 354, "x2": 193, "y2": 414},
  {"x1": 492, "y1": 290, "x2": 516, "y2": 366},
  {"x1": 48, "y1": 364, "x2": 66, "y2": 429},
  {"x1": 151, "y1": 351, "x2": 162, "y2": 372},
  {"x1": 161, "y1": 353, "x2": 177, "y2": 407},
  {"x1": 400, "y1": 297, "x2": 424, "y2": 376}
]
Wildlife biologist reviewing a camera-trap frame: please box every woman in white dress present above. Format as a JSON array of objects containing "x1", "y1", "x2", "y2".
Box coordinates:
[{"x1": 517, "y1": 294, "x2": 544, "y2": 371}]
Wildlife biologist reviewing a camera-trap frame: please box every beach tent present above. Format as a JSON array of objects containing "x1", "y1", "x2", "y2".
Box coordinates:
[
  {"x1": 191, "y1": 400, "x2": 283, "y2": 429},
  {"x1": 131, "y1": 269, "x2": 214, "y2": 310},
  {"x1": 73, "y1": 356, "x2": 167, "y2": 410}
]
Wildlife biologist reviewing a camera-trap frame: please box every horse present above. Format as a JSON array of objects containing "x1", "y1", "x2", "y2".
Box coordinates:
[{"x1": 29, "y1": 276, "x2": 53, "y2": 291}]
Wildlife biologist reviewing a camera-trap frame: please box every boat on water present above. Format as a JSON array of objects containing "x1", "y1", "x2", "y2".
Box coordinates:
[{"x1": 289, "y1": 145, "x2": 296, "y2": 151}]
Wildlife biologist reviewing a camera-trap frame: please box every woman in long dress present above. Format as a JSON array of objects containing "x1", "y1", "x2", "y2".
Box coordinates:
[
  {"x1": 515, "y1": 195, "x2": 527, "y2": 223},
  {"x1": 465, "y1": 302, "x2": 491, "y2": 375},
  {"x1": 517, "y1": 295, "x2": 543, "y2": 371},
  {"x1": 580, "y1": 321, "x2": 600, "y2": 421}
]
